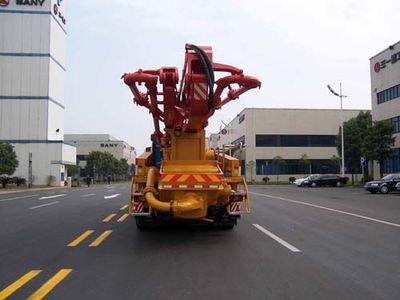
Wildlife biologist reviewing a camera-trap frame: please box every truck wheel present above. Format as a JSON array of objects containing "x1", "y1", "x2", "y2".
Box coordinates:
[
  {"x1": 311, "y1": 182, "x2": 317, "y2": 187},
  {"x1": 380, "y1": 185, "x2": 389, "y2": 194}
]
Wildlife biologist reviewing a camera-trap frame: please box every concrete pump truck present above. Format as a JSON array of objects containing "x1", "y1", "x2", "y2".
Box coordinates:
[{"x1": 122, "y1": 44, "x2": 261, "y2": 229}]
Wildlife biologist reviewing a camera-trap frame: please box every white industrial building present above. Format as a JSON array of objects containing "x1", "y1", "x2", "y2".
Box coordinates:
[
  {"x1": 0, "y1": 0, "x2": 75, "y2": 186},
  {"x1": 370, "y1": 40, "x2": 400, "y2": 174},
  {"x1": 210, "y1": 108, "x2": 364, "y2": 182},
  {"x1": 64, "y1": 134, "x2": 136, "y2": 173}
]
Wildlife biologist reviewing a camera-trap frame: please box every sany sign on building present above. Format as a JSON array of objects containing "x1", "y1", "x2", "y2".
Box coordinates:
[
  {"x1": 0, "y1": 0, "x2": 46, "y2": 7},
  {"x1": 52, "y1": 0, "x2": 66, "y2": 26},
  {"x1": 374, "y1": 50, "x2": 400, "y2": 73}
]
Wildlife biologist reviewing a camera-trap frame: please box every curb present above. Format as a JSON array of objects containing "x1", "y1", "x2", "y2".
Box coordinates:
[{"x1": 0, "y1": 186, "x2": 68, "y2": 195}]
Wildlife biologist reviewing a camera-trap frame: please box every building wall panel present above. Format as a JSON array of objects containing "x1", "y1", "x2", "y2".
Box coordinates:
[{"x1": 47, "y1": 101, "x2": 64, "y2": 140}]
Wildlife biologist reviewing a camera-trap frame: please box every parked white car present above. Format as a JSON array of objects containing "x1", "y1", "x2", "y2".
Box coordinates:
[
  {"x1": 294, "y1": 177, "x2": 308, "y2": 187},
  {"x1": 293, "y1": 175, "x2": 321, "y2": 187}
]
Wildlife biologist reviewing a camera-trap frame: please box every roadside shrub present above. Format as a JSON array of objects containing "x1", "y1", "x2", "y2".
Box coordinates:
[
  {"x1": 262, "y1": 176, "x2": 270, "y2": 183},
  {"x1": 288, "y1": 176, "x2": 296, "y2": 183},
  {"x1": 47, "y1": 175, "x2": 56, "y2": 186},
  {"x1": 0, "y1": 176, "x2": 12, "y2": 188},
  {"x1": 12, "y1": 176, "x2": 27, "y2": 186}
]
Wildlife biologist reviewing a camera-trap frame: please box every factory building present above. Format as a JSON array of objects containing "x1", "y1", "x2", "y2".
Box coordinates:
[
  {"x1": 64, "y1": 134, "x2": 136, "y2": 174},
  {"x1": 210, "y1": 108, "x2": 364, "y2": 182},
  {"x1": 370, "y1": 40, "x2": 400, "y2": 174},
  {"x1": 0, "y1": 0, "x2": 76, "y2": 186}
]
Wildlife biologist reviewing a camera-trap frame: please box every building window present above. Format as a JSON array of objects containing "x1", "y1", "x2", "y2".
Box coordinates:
[
  {"x1": 389, "y1": 116, "x2": 400, "y2": 133},
  {"x1": 77, "y1": 155, "x2": 87, "y2": 161},
  {"x1": 382, "y1": 148, "x2": 400, "y2": 173},
  {"x1": 255, "y1": 135, "x2": 336, "y2": 147},
  {"x1": 239, "y1": 114, "x2": 245, "y2": 124},
  {"x1": 256, "y1": 159, "x2": 339, "y2": 175},
  {"x1": 377, "y1": 84, "x2": 400, "y2": 104}
]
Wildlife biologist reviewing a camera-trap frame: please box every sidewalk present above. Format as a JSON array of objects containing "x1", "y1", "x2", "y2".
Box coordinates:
[{"x1": 0, "y1": 186, "x2": 68, "y2": 195}]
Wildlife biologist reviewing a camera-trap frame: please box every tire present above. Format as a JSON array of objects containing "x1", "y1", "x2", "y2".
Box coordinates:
[
  {"x1": 311, "y1": 182, "x2": 317, "y2": 188},
  {"x1": 336, "y1": 182, "x2": 342, "y2": 187},
  {"x1": 136, "y1": 218, "x2": 146, "y2": 230},
  {"x1": 380, "y1": 185, "x2": 389, "y2": 194}
]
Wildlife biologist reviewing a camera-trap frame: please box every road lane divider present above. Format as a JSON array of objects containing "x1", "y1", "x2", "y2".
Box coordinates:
[
  {"x1": 30, "y1": 201, "x2": 60, "y2": 210},
  {"x1": 250, "y1": 192, "x2": 400, "y2": 228},
  {"x1": 102, "y1": 213, "x2": 117, "y2": 222},
  {"x1": 117, "y1": 213, "x2": 129, "y2": 222},
  {"x1": 27, "y1": 269, "x2": 72, "y2": 300},
  {"x1": 89, "y1": 230, "x2": 113, "y2": 247},
  {"x1": 253, "y1": 224, "x2": 301, "y2": 253},
  {"x1": 67, "y1": 230, "x2": 95, "y2": 247},
  {"x1": 104, "y1": 194, "x2": 120, "y2": 199},
  {"x1": 39, "y1": 194, "x2": 66, "y2": 200},
  {"x1": 0, "y1": 194, "x2": 40, "y2": 203},
  {"x1": 0, "y1": 270, "x2": 42, "y2": 300},
  {"x1": 82, "y1": 193, "x2": 96, "y2": 198},
  {"x1": 119, "y1": 205, "x2": 128, "y2": 211}
]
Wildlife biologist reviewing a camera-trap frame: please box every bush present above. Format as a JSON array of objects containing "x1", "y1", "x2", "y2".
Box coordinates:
[
  {"x1": 262, "y1": 176, "x2": 270, "y2": 183},
  {"x1": 288, "y1": 177, "x2": 296, "y2": 183},
  {"x1": 12, "y1": 176, "x2": 26, "y2": 186},
  {"x1": 47, "y1": 175, "x2": 56, "y2": 186},
  {"x1": 0, "y1": 176, "x2": 12, "y2": 188}
]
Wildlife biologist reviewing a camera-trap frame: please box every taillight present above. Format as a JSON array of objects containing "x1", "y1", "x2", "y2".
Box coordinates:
[{"x1": 229, "y1": 193, "x2": 244, "y2": 202}]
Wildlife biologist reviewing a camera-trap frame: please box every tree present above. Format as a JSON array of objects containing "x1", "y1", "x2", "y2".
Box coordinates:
[
  {"x1": 0, "y1": 142, "x2": 18, "y2": 188},
  {"x1": 86, "y1": 151, "x2": 116, "y2": 181},
  {"x1": 271, "y1": 156, "x2": 287, "y2": 183},
  {"x1": 336, "y1": 111, "x2": 394, "y2": 181},
  {"x1": 116, "y1": 159, "x2": 129, "y2": 180},
  {"x1": 66, "y1": 165, "x2": 80, "y2": 178},
  {"x1": 299, "y1": 153, "x2": 311, "y2": 174},
  {"x1": 329, "y1": 155, "x2": 341, "y2": 173},
  {"x1": 364, "y1": 120, "x2": 395, "y2": 178},
  {"x1": 246, "y1": 160, "x2": 255, "y2": 183},
  {"x1": 337, "y1": 112, "x2": 371, "y2": 180}
]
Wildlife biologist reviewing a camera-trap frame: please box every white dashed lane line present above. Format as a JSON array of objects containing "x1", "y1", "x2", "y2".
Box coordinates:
[
  {"x1": 82, "y1": 193, "x2": 96, "y2": 198},
  {"x1": 39, "y1": 194, "x2": 66, "y2": 200},
  {"x1": 104, "y1": 194, "x2": 120, "y2": 199},
  {"x1": 250, "y1": 191, "x2": 400, "y2": 228},
  {"x1": 253, "y1": 224, "x2": 301, "y2": 252},
  {"x1": 0, "y1": 194, "x2": 40, "y2": 203},
  {"x1": 30, "y1": 201, "x2": 60, "y2": 210}
]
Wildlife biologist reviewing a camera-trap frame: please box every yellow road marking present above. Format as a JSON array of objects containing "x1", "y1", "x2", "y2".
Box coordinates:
[
  {"x1": 89, "y1": 230, "x2": 113, "y2": 247},
  {"x1": 119, "y1": 205, "x2": 128, "y2": 211},
  {"x1": 117, "y1": 213, "x2": 129, "y2": 222},
  {"x1": 0, "y1": 270, "x2": 42, "y2": 300},
  {"x1": 27, "y1": 269, "x2": 72, "y2": 300},
  {"x1": 162, "y1": 174, "x2": 175, "y2": 182},
  {"x1": 67, "y1": 230, "x2": 94, "y2": 247},
  {"x1": 193, "y1": 175, "x2": 206, "y2": 182},
  {"x1": 176, "y1": 174, "x2": 190, "y2": 182},
  {"x1": 102, "y1": 213, "x2": 116, "y2": 222}
]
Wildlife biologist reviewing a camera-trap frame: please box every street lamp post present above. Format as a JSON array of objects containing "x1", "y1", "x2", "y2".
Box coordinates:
[{"x1": 327, "y1": 83, "x2": 347, "y2": 177}]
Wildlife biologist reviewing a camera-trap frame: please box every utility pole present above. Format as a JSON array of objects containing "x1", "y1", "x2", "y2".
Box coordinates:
[
  {"x1": 327, "y1": 83, "x2": 348, "y2": 177},
  {"x1": 28, "y1": 152, "x2": 33, "y2": 188}
]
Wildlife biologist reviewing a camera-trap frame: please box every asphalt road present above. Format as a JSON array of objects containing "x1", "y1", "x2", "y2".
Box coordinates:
[{"x1": 0, "y1": 183, "x2": 399, "y2": 299}]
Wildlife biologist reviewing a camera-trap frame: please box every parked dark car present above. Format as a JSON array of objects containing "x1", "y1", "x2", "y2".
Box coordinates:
[
  {"x1": 364, "y1": 174, "x2": 400, "y2": 194},
  {"x1": 301, "y1": 174, "x2": 349, "y2": 187}
]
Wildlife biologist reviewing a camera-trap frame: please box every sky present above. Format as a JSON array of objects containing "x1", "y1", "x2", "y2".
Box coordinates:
[{"x1": 64, "y1": 0, "x2": 400, "y2": 153}]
